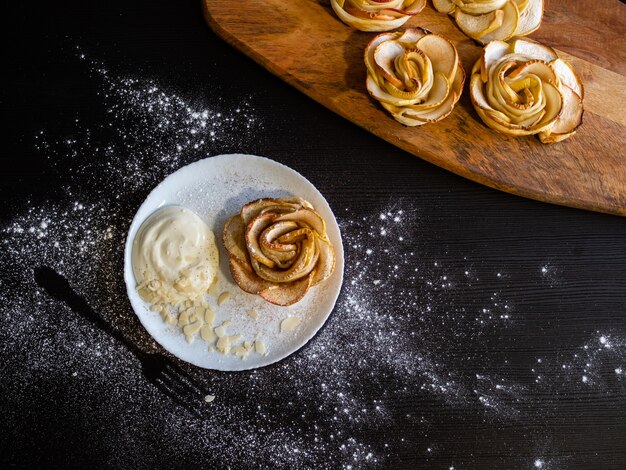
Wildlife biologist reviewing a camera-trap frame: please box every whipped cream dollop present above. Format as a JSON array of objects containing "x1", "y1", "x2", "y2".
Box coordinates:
[{"x1": 132, "y1": 206, "x2": 219, "y2": 305}]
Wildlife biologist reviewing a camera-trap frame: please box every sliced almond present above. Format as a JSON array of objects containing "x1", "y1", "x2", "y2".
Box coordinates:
[
  {"x1": 280, "y1": 316, "x2": 301, "y2": 333},
  {"x1": 204, "y1": 307, "x2": 215, "y2": 325},
  {"x1": 255, "y1": 339, "x2": 267, "y2": 355},
  {"x1": 216, "y1": 336, "x2": 231, "y2": 354},
  {"x1": 183, "y1": 321, "x2": 203, "y2": 343},
  {"x1": 178, "y1": 308, "x2": 191, "y2": 327},
  {"x1": 200, "y1": 324, "x2": 215, "y2": 342},
  {"x1": 217, "y1": 291, "x2": 231, "y2": 306},
  {"x1": 214, "y1": 321, "x2": 231, "y2": 338}
]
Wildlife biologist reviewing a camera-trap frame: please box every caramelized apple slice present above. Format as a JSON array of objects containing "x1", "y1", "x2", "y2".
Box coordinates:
[
  {"x1": 259, "y1": 275, "x2": 312, "y2": 307},
  {"x1": 222, "y1": 215, "x2": 248, "y2": 263},
  {"x1": 229, "y1": 257, "x2": 272, "y2": 295}
]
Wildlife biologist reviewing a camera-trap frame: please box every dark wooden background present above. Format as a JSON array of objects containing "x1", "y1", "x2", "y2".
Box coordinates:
[{"x1": 2, "y1": 1, "x2": 625, "y2": 469}]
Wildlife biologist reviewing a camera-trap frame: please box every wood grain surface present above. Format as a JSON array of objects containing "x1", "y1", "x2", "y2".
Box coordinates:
[{"x1": 203, "y1": 0, "x2": 626, "y2": 216}]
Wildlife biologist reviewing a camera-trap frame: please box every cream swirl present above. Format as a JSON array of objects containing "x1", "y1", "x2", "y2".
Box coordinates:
[
  {"x1": 470, "y1": 38, "x2": 584, "y2": 143},
  {"x1": 331, "y1": 0, "x2": 426, "y2": 32},
  {"x1": 132, "y1": 206, "x2": 219, "y2": 305},
  {"x1": 365, "y1": 28, "x2": 465, "y2": 127}
]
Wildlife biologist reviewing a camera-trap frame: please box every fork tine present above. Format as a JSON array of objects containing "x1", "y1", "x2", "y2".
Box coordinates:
[
  {"x1": 154, "y1": 376, "x2": 204, "y2": 418},
  {"x1": 165, "y1": 360, "x2": 206, "y2": 396},
  {"x1": 158, "y1": 370, "x2": 199, "y2": 400}
]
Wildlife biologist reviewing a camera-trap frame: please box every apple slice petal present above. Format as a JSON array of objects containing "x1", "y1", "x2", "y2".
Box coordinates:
[
  {"x1": 275, "y1": 208, "x2": 326, "y2": 238},
  {"x1": 365, "y1": 32, "x2": 400, "y2": 77},
  {"x1": 452, "y1": 0, "x2": 509, "y2": 15},
  {"x1": 252, "y1": 235, "x2": 317, "y2": 283},
  {"x1": 433, "y1": 0, "x2": 456, "y2": 14},
  {"x1": 223, "y1": 215, "x2": 248, "y2": 263},
  {"x1": 480, "y1": 40, "x2": 511, "y2": 81},
  {"x1": 310, "y1": 237, "x2": 336, "y2": 286},
  {"x1": 374, "y1": 40, "x2": 407, "y2": 89},
  {"x1": 398, "y1": 72, "x2": 450, "y2": 112},
  {"x1": 259, "y1": 220, "x2": 298, "y2": 253},
  {"x1": 507, "y1": 59, "x2": 557, "y2": 84},
  {"x1": 479, "y1": 0, "x2": 519, "y2": 43},
  {"x1": 241, "y1": 198, "x2": 299, "y2": 227},
  {"x1": 402, "y1": 84, "x2": 457, "y2": 123},
  {"x1": 542, "y1": 84, "x2": 583, "y2": 137},
  {"x1": 245, "y1": 213, "x2": 278, "y2": 268},
  {"x1": 470, "y1": 74, "x2": 494, "y2": 111},
  {"x1": 515, "y1": 0, "x2": 543, "y2": 36},
  {"x1": 330, "y1": 0, "x2": 425, "y2": 32},
  {"x1": 512, "y1": 38, "x2": 557, "y2": 63},
  {"x1": 416, "y1": 34, "x2": 458, "y2": 81},
  {"x1": 397, "y1": 27, "x2": 428, "y2": 45},
  {"x1": 550, "y1": 58, "x2": 584, "y2": 99},
  {"x1": 259, "y1": 275, "x2": 312, "y2": 307},
  {"x1": 451, "y1": 63, "x2": 466, "y2": 96},
  {"x1": 229, "y1": 257, "x2": 272, "y2": 295},
  {"x1": 455, "y1": 9, "x2": 504, "y2": 40}
]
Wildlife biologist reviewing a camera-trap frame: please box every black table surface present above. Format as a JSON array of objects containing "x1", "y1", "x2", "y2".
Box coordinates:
[{"x1": 2, "y1": 1, "x2": 625, "y2": 469}]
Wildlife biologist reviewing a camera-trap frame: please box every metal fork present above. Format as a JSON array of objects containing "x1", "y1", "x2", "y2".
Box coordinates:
[{"x1": 34, "y1": 266, "x2": 208, "y2": 417}]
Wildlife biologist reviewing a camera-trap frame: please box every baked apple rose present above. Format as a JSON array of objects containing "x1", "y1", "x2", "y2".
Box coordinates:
[
  {"x1": 470, "y1": 38, "x2": 584, "y2": 143},
  {"x1": 433, "y1": 0, "x2": 543, "y2": 44},
  {"x1": 365, "y1": 28, "x2": 465, "y2": 126},
  {"x1": 223, "y1": 197, "x2": 335, "y2": 306},
  {"x1": 331, "y1": 0, "x2": 426, "y2": 32}
]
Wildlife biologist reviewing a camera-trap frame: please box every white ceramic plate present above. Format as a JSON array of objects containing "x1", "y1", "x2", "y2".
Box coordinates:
[{"x1": 124, "y1": 154, "x2": 344, "y2": 370}]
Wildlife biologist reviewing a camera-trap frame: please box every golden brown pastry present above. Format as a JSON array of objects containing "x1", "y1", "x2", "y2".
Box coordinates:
[{"x1": 223, "y1": 197, "x2": 335, "y2": 306}]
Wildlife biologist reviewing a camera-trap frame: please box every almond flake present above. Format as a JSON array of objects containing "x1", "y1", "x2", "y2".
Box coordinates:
[
  {"x1": 217, "y1": 291, "x2": 231, "y2": 306},
  {"x1": 183, "y1": 320, "x2": 203, "y2": 342},
  {"x1": 178, "y1": 309, "x2": 191, "y2": 327},
  {"x1": 204, "y1": 307, "x2": 215, "y2": 325},
  {"x1": 216, "y1": 336, "x2": 231, "y2": 354},
  {"x1": 254, "y1": 339, "x2": 267, "y2": 355},
  {"x1": 200, "y1": 324, "x2": 215, "y2": 342},
  {"x1": 280, "y1": 316, "x2": 301, "y2": 333},
  {"x1": 214, "y1": 321, "x2": 231, "y2": 338}
]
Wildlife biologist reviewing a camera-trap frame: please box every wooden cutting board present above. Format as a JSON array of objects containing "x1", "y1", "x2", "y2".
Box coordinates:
[{"x1": 203, "y1": 0, "x2": 626, "y2": 216}]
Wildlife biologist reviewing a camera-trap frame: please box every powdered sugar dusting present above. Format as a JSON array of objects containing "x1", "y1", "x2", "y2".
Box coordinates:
[{"x1": 2, "y1": 53, "x2": 626, "y2": 469}]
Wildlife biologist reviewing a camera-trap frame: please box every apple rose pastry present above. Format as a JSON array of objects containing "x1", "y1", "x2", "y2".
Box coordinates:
[
  {"x1": 433, "y1": 0, "x2": 543, "y2": 44},
  {"x1": 365, "y1": 28, "x2": 465, "y2": 126},
  {"x1": 331, "y1": 0, "x2": 426, "y2": 32},
  {"x1": 470, "y1": 38, "x2": 584, "y2": 143},
  {"x1": 223, "y1": 197, "x2": 335, "y2": 306}
]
